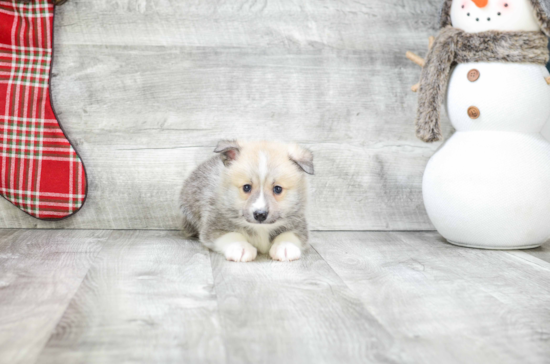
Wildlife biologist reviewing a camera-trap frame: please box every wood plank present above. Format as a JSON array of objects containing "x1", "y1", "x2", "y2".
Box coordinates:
[
  {"x1": 209, "y1": 244, "x2": 403, "y2": 364},
  {"x1": 37, "y1": 230, "x2": 225, "y2": 364},
  {"x1": 55, "y1": 0, "x2": 442, "y2": 48},
  {"x1": 0, "y1": 0, "x2": 449, "y2": 230},
  {"x1": 0, "y1": 140, "x2": 435, "y2": 230},
  {"x1": 312, "y1": 231, "x2": 550, "y2": 364},
  {"x1": 0, "y1": 229, "x2": 109, "y2": 364},
  {"x1": 526, "y1": 243, "x2": 550, "y2": 264}
]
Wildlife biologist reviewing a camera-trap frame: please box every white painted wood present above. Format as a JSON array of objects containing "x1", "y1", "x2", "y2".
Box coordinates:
[
  {"x1": 312, "y1": 231, "x2": 550, "y2": 364},
  {"x1": 37, "y1": 230, "x2": 225, "y2": 364},
  {"x1": 0, "y1": 0, "x2": 449, "y2": 230},
  {"x1": 0, "y1": 229, "x2": 109, "y2": 364}
]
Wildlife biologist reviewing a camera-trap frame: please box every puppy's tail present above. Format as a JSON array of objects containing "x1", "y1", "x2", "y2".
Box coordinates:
[{"x1": 182, "y1": 220, "x2": 199, "y2": 239}]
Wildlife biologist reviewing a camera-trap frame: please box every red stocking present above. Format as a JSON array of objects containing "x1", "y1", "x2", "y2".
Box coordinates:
[{"x1": 0, "y1": 0, "x2": 87, "y2": 220}]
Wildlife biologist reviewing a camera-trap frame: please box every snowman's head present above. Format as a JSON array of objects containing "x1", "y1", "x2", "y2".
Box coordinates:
[
  {"x1": 451, "y1": 0, "x2": 539, "y2": 32},
  {"x1": 440, "y1": 0, "x2": 550, "y2": 35}
]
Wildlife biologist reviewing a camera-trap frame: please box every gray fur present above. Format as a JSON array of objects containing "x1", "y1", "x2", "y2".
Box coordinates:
[
  {"x1": 416, "y1": 27, "x2": 549, "y2": 142},
  {"x1": 440, "y1": 0, "x2": 550, "y2": 36},
  {"x1": 179, "y1": 144, "x2": 310, "y2": 252}
]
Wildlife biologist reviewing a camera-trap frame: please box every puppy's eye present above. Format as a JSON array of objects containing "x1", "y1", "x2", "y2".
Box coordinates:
[
  {"x1": 273, "y1": 186, "x2": 283, "y2": 195},
  {"x1": 243, "y1": 184, "x2": 252, "y2": 193}
]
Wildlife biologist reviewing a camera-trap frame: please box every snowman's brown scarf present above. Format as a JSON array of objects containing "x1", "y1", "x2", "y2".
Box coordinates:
[{"x1": 416, "y1": 27, "x2": 549, "y2": 143}]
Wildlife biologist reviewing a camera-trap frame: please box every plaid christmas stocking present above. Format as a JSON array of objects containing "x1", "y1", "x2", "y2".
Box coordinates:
[{"x1": 0, "y1": 0, "x2": 87, "y2": 220}]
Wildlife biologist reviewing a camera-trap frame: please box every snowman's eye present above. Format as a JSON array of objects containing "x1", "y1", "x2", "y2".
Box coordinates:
[
  {"x1": 498, "y1": 12, "x2": 501, "y2": 16},
  {"x1": 505, "y1": 3, "x2": 508, "y2": 6}
]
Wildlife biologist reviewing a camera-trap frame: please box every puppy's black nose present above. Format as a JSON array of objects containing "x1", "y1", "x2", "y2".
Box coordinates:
[{"x1": 253, "y1": 211, "x2": 268, "y2": 223}]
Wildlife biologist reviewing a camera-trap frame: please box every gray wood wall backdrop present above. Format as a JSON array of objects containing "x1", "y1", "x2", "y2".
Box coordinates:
[{"x1": 0, "y1": 0, "x2": 452, "y2": 230}]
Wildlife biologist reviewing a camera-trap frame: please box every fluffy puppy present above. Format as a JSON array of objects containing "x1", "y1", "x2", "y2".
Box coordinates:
[{"x1": 180, "y1": 140, "x2": 314, "y2": 262}]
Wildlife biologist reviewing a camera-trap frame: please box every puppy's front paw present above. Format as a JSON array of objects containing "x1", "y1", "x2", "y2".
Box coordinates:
[
  {"x1": 270, "y1": 242, "x2": 301, "y2": 262},
  {"x1": 224, "y1": 242, "x2": 258, "y2": 263}
]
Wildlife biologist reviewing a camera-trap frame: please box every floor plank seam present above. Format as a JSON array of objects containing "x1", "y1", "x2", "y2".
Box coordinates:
[
  {"x1": 0, "y1": 228, "x2": 439, "y2": 233},
  {"x1": 308, "y1": 242, "x2": 396, "y2": 339},
  {"x1": 505, "y1": 251, "x2": 550, "y2": 271},
  {"x1": 207, "y1": 250, "x2": 230, "y2": 364},
  {"x1": 32, "y1": 230, "x2": 115, "y2": 363}
]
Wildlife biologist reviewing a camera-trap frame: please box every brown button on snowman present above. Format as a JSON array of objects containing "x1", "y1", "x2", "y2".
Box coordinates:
[
  {"x1": 467, "y1": 69, "x2": 480, "y2": 82},
  {"x1": 407, "y1": 0, "x2": 550, "y2": 249}
]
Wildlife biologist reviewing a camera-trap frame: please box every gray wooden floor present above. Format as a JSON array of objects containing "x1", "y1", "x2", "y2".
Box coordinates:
[{"x1": 0, "y1": 230, "x2": 549, "y2": 364}]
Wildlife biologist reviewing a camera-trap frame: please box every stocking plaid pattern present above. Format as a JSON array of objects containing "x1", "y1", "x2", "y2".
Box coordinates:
[{"x1": 0, "y1": 0, "x2": 87, "y2": 220}]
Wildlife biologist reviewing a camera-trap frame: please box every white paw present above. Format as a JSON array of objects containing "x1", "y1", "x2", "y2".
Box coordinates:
[
  {"x1": 270, "y1": 242, "x2": 301, "y2": 262},
  {"x1": 224, "y1": 242, "x2": 258, "y2": 262}
]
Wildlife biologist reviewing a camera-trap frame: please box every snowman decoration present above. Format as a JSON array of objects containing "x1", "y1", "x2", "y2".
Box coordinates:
[{"x1": 407, "y1": 0, "x2": 550, "y2": 249}]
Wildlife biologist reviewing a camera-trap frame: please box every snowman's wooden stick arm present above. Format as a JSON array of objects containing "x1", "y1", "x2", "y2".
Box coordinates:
[
  {"x1": 428, "y1": 36, "x2": 435, "y2": 49},
  {"x1": 546, "y1": 76, "x2": 550, "y2": 85},
  {"x1": 406, "y1": 52, "x2": 422, "y2": 92},
  {"x1": 406, "y1": 52, "x2": 425, "y2": 67},
  {"x1": 406, "y1": 37, "x2": 435, "y2": 92}
]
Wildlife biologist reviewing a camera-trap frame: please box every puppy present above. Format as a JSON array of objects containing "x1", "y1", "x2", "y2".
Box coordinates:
[{"x1": 180, "y1": 140, "x2": 314, "y2": 262}]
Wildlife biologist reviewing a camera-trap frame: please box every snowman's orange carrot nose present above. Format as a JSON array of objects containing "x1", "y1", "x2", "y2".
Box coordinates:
[{"x1": 472, "y1": 0, "x2": 489, "y2": 7}]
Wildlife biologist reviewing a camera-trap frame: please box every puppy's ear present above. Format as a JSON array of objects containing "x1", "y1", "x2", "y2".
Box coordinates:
[
  {"x1": 288, "y1": 144, "x2": 314, "y2": 175},
  {"x1": 214, "y1": 140, "x2": 240, "y2": 166}
]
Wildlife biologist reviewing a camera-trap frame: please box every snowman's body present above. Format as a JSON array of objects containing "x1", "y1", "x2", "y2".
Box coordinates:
[
  {"x1": 424, "y1": 63, "x2": 550, "y2": 248},
  {"x1": 422, "y1": 0, "x2": 550, "y2": 249}
]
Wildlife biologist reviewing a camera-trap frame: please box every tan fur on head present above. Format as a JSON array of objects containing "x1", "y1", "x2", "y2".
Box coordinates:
[{"x1": 221, "y1": 141, "x2": 313, "y2": 226}]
